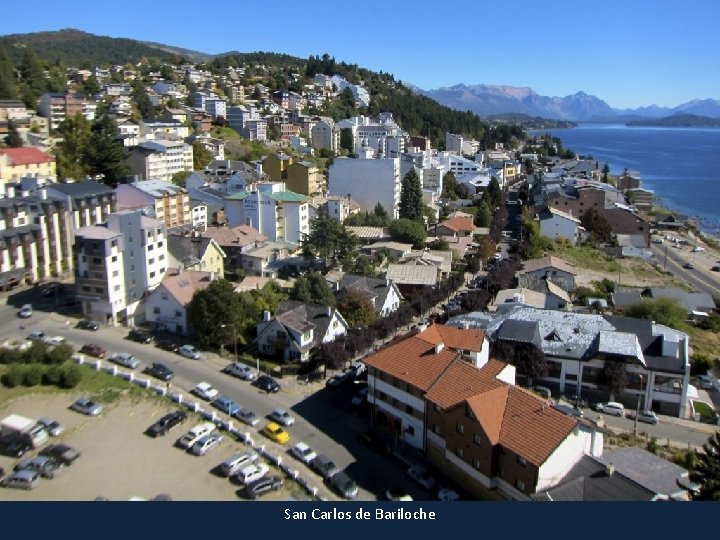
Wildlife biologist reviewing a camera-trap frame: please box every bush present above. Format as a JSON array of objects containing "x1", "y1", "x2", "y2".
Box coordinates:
[
  {"x1": 22, "y1": 365, "x2": 44, "y2": 386},
  {"x1": 23, "y1": 341, "x2": 48, "y2": 364},
  {"x1": 48, "y1": 343, "x2": 74, "y2": 364},
  {"x1": 1, "y1": 366, "x2": 25, "y2": 388},
  {"x1": 42, "y1": 365, "x2": 63, "y2": 386},
  {"x1": 60, "y1": 364, "x2": 83, "y2": 389},
  {"x1": 691, "y1": 354, "x2": 714, "y2": 376},
  {"x1": 0, "y1": 348, "x2": 23, "y2": 365}
]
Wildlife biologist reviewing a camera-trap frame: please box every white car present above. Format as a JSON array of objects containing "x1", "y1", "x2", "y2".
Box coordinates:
[
  {"x1": 176, "y1": 422, "x2": 216, "y2": 449},
  {"x1": 269, "y1": 408, "x2": 295, "y2": 426},
  {"x1": 107, "y1": 352, "x2": 141, "y2": 370},
  {"x1": 192, "y1": 382, "x2": 218, "y2": 401},
  {"x1": 223, "y1": 362, "x2": 256, "y2": 381},
  {"x1": 219, "y1": 450, "x2": 259, "y2": 477},
  {"x1": 236, "y1": 462, "x2": 269, "y2": 485},
  {"x1": 42, "y1": 335, "x2": 66, "y2": 347},
  {"x1": 407, "y1": 464, "x2": 436, "y2": 490},
  {"x1": 18, "y1": 304, "x2": 33, "y2": 318},
  {"x1": 291, "y1": 442, "x2": 317, "y2": 465},
  {"x1": 178, "y1": 345, "x2": 201, "y2": 360},
  {"x1": 37, "y1": 417, "x2": 64, "y2": 437},
  {"x1": 190, "y1": 434, "x2": 223, "y2": 456}
]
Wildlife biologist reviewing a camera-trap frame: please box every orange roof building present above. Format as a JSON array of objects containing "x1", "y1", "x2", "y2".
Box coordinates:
[{"x1": 0, "y1": 147, "x2": 56, "y2": 182}]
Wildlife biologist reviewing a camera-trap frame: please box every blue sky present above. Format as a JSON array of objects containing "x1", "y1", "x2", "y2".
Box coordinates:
[{"x1": 1, "y1": 0, "x2": 718, "y2": 109}]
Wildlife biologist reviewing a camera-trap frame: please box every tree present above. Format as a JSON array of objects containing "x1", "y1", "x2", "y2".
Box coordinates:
[
  {"x1": 18, "y1": 48, "x2": 48, "y2": 108},
  {"x1": 54, "y1": 112, "x2": 92, "y2": 180},
  {"x1": 601, "y1": 360, "x2": 627, "y2": 401},
  {"x1": 427, "y1": 238, "x2": 450, "y2": 251},
  {"x1": 193, "y1": 141, "x2": 214, "y2": 170},
  {"x1": 399, "y1": 169, "x2": 424, "y2": 222},
  {"x1": 186, "y1": 278, "x2": 250, "y2": 348},
  {"x1": 171, "y1": 170, "x2": 192, "y2": 187},
  {"x1": 3, "y1": 119, "x2": 23, "y2": 147},
  {"x1": 290, "y1": 272, "x2": 335, "y2": 306},
  {"x1": 131, "y1": 79, "x2": 154, "y2": 120},
  {"x1": 374, "y1": 202, "x2": 388, "y2": 221},
  {"x1": 336, "y1": 289, "x2": 378, "y2": 328},
  {"x1": 82, "y1": 75, "x2": 101, "y2": 96},
  {"x1": 302, "y1": 213, "x2": 357, "y2": 267},
  {"x1": 475, "y1": 201, "x2": 491, "y2": 227},
  {"x1": 0, "y1": 45, "x2": 18, "y2": 100},
  {"x1": 623, "y1": 297, "x2": 688, "y2": 331},
  {"x1": 441, "y1": 171, "x2": 459, "y2": 200},
  {"x1": 389, "y1": 218, "x2": 427, "y2": 246},
  {"x1": 486, "y1": 178, "x2": 502, "y2": 209},
  {"x1": 83, "y1": 114, "x2": 129, "y2": 185},
  {"x1": 339, "y1": 128, "x2": 354, "y2": 154},
  {"x1": 580, "y1": 208, "x2": 612, "y2": 243},
  {"x1": 689, "y1": 431, "x2": 720, "y2": 500},
  {"x1": 477, "y1": 237, "x2": 497, "y2": 261}
]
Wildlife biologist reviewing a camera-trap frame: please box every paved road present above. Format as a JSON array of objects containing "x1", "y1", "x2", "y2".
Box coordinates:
[{"x1": 651, "y1": 243, "x2": 720, "y2": 297}]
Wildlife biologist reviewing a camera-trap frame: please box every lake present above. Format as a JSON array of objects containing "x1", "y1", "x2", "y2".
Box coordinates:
[{"x1": 531, "y1": 124, "x2": 720, "y2": 234}]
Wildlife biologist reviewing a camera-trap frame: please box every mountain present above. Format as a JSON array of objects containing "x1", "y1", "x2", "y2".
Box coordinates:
[
  {"x1": 417, "y1": 83, "x2": 720, "y2": 122},
  {"x1": 0, "y1": 29, "x2": 182, "y2": 66},
  {"x1": 626, "y1": 113, "x2": 720, "y2": 127},
  {"x1": 138, "y1": 41, "x2": 212, "y2": 63}
]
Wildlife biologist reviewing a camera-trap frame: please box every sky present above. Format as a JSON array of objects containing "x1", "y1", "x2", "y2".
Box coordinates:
[{"x1": 1, "y1": 0, "x2": 718, "y2": 109}]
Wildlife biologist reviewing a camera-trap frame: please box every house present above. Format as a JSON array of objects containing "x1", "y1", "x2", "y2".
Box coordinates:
[
  {"x1": 38, "y1": 92, "x2": 96, "y2": 130},
  {"x1": 385, "y1": 263, "x2": 439, "y2": 294},
  {"x1": 516, "y1": 256, "x2": 578, "y2": 292},
  {"x1": 145, "y1": 270, "x2": 217, "y2": 335},
  {"x1": 202, "y1": 224, "x2": 267, "y2": 268},
  {"x1": 449, "y1": 306, "x2": 692, "y2": 418},
  {"x1": 238, "y1": 240, "x2": 293, "y2": 277},
  {"x1": 400, "y1": 250, "x2": 453, "y2": 276},
  {"x1": 262, "y1": 152, "x2": 294, "y2": 182},
  {"x1": 435, "y1": 215, "x2": 476, "y2": 237},
  {"x1": 491, "y1": 288, "x2": 560, "y2": 312},
  {"x1": 533, "y1": 447, "x2": 692, "y2": 501},
  {"x1": 285, "y1": 161, "x2": 323, "y2": 196},
  {"x1": 166, "y1": 233, "x2": 226, "y2": 278},
  {"x1": 644, "y1": 287, "x2": 716, "y2": 316},
  {"x1": 0, "y1": 147, "x2": 56, "y2": 183},
  {"x1": 538, "y1": 207, "x2": 585, "y2": 244},
  {"x1": 310, "y1": 117, "x2": 339, "y2": 154},
  {"x1": 361, "y1": 241, "x2": 413, "y2": 259},
  {"x1": 335, "y1": 274, "x2": 403, "y2": 317},
  {"x1": 254, "y1": 300, "x2": 350, "y2": 362},
  {"x1": 116, "y1": 179, "x2": 191, "y2": 229},
  {"x1": 655, "y1": 213, "x2": 688, "y2": 230},
  {"x1": 364, "y1": 324, "x2": 602, "y2": 500},
  {"x1": 611, "y1": 287, "x2": 644, "y2": 310},
  {"x1": 346, "y1": 227, "x2": 391, "y2": 244}
]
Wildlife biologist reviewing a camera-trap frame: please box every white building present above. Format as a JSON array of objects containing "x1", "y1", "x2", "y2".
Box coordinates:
[
  {"x1": 125, "y1": 139, "x2": 193, "y2": 180},
  {"x1": 538, "y1": 206, "x2": 585, "y2": 244},
  {"x1": 145, "y1": 270, "x2": 216, "y2": 335},
  {"x1": 328, "y1": 156, "x2": 401, "y2": 218}
]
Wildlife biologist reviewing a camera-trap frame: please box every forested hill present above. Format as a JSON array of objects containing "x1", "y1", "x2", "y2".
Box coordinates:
[
  {"x1": 0, "y1": 29, "x2": 181, "y2": 66},
  {"x1": 626, "y1": 113, "x2": 720, "y2": 128}
]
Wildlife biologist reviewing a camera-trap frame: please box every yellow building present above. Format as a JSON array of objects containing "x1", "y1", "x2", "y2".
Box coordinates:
[
  {"x1": 166, "y1": 234, "x2": 226, "y2": 278},
  {"x1": 285, "y1": 161, "x2": 323, "y2": 195},
  {"x1": 0, "y1": 147, "x2": 57, "y2": 181},
  {"x1": 262, "y1": 152, "x2": 294, "y2": 182}
]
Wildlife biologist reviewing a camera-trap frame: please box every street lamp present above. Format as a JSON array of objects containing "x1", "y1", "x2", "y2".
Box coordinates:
[{"x1": 633, "y1": 374, "x2": 644, "y2": 437}]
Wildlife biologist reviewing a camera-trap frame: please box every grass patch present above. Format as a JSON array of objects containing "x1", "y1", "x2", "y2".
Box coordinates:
[
  {"x1": 546, "y1": 243, "x2": 622, "y2": 272},
  {"x1": 210, "y1": 126, "x2": 241, "y2": 140},
  {"x1": 692, "y1": 400, "x2": 717, "y2": 422},
  {"x1": 686, "y1": 326, "x2": 720, "y2": 361}
]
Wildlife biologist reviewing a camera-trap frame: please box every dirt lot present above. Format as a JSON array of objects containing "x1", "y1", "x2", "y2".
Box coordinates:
[{"x1": 0, "y1": 393, "x2": 307, "y2": 501}]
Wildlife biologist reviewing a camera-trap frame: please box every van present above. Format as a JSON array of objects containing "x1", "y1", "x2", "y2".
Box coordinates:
[
  {"x1": 600, "y1": 402, "x2": 625, "y2": 417},
  {"x1": 176, "y1": 422, "x2": 216, "y2": 449}
]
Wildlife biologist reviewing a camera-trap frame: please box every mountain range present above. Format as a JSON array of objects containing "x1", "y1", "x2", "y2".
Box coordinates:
[{"x1": 412, "y1": 83, "x2": 720, "y2": 122}]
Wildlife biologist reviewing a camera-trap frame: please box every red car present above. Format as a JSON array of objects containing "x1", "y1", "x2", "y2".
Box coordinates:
[{"x1": 80, "y1": 343, "x2": 108, "y2": 359}]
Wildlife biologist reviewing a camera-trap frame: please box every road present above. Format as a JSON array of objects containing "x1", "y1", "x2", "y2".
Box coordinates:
[{"x1": 651, "y1": 243, "x2": 720, "y2": 298}]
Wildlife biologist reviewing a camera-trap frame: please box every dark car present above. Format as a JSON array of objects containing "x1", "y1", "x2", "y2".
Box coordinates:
[
  {"x1": 254, "y1": 374, "x2": 280, "y2": 393},
  {"x1": 146, "y1": 411, "x2": 188, "y2": 437},
  {"x1": 42, "y1": 283, "x2": 65, "y2": 297},
  {"x1": 156, "y1": 339, "x2": 180, "y2": 353},
  {"x1": 40, "y1": 444, "x2": 81, "y2": 466},
  {"x1": 0, "y1": 433, "x2": 32, "y2": 458},
  {"x1": 311, "y1": 454, "x2": 339, "y2": 479},
  {"x1": 711, "y1": 266, "x2": 720, "y2": 272},
  {"x1": 330, "y1": 471, "x2": 358, "y2": 499},
  {"x1": 143, "y1": 363, "x2": 174, "y2": 381},
  {"x1": 128, "y1": 328, "x2": 153, "y2": 344},
  {"x1": 76, "y1": 319, "x2": 99, "y2": 331},
  {"x1": 80, "y1": 343, "x2": 107, "y2": 358},
  {"x1": 683, "y1": 262, "x2": 695, "y2": 270},
  {"x1": 244, "y1": 475, "x2": 283, "y2": 499}
]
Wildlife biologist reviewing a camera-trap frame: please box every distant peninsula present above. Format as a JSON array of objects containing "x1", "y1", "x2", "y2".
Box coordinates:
[{"x1": 626, "y1": 113, "x2": 720, "y2": 128}]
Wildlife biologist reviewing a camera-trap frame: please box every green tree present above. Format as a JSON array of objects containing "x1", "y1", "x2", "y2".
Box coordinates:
[
  {"x1": 389, "y1": 218, "x2": 427, "y2": 246},
  {"x1": 302, "y1": 213, "x2": 357, "y2": 267},
  {"x1": 336, "y1": 289, "x2": 378, "y2": 328},
  {"x1": 18, "y1": 48, "x2": 48, "y2": 108},
  {"x1": 623, "y1": 297, "x2": 688, "y2": 331},
  {"x1": 186, "y1": 278, "x2": 252, "y2": 349},
  {"x1": 399, "y1": 169, "x2": 424, "y2": 222},
  {"x1": 374, "y1": 202, "x2": 388, "y2": 221},
  {"x1": 3, "y1": 119, "x2": 23, "y2": 147},
  {"x1": 427, "y1": 238, "x2": 450, "y2": 251},
  {"x1": 131, "y1": 79, "x2": 154, "y2": 120},
  {"x1": 475, "y1": 201, "x2": 491, "y2": 227},
  {"x1": 581, "y1": 208, "x2": 612, "y2": 243},
  {"x1": 342, "y1": 254, "x2": 377, "y2": 277},
  {"x1": 82, "y1": 75, "x2": 101, "y2": 96},
  {"x1": 193, "y1": 141, "x2": 214, "y2": 170},
  {"x1": 339, "y1": 127, "x2": 354, "y2": 154},
  {"x1": 290, "y1": 272, "x2": 335, "y2": 306},
  {"x1": 0, "y1": 45, "x2": 18, "y2": 100},
  {"x1": 54, "y1": 112, "x2": 92, "y2": 180},
  {"x1": 83, "y1": 114, "x2": 129, "y2": 185},
  {"x1": 171, "y1": 170, "x2": 192, "y2": 187},
  {"x1": 486, "y1": 177, "x2": 502, "y2": 209},
  {"x1": 441, "y1": 171, "x2": 459, "y2": 200},
  {"x1": 689, "y1": 431, "x2": 720, "y2": 500}
]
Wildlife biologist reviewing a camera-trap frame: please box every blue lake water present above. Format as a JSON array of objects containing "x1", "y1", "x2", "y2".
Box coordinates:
[{"x1": 531, "y1": 124, "x2": 720, "y2": 233}]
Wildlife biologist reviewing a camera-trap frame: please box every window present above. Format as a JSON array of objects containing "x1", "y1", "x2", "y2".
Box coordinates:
[
  {"x1": 405, "y1": 425, "x2": 415, "y2": 436},
  {"x1": 473, "y1": 433, "x2": 482, "y2": 446},
  {"x1": 111, "y1": 256, "x2": 118, "y2": 262},
  {"x1": 153, "y1": 307, "x2": 160, "y2": 315},
  {"x1": 95, "y1": 287, "x2": 104, "y2": 293},
  {"x1": 149, "y1": 272, "x2": 155, "y2": 278},
  {"x1": 175, "y1": 310, "x2": 182, "y2": 317},
  {"x1": 92, "y1": 258, "x2": 101, "y2": 264},
  {"x1": 405, "y1": 404, "x2": 413, "y2": 414},
  {"x1": 148, "y1": 258, "x2": 155, "y2": 265},
  {"x1": 112, "y1": 270, "x2": 119, "y2": 277},
  {"x1": 433, "y1": 424, "x2": 440, "y2": 434},
  {"x1": 113, "y1": 285, "x2": 120, "y2": 291},
  {"x1": 456, "y1": 423, "x2": 464, "y2": 434},
  {"x1": 82, "y1": 286, "x2": 90, "y2": 292}
]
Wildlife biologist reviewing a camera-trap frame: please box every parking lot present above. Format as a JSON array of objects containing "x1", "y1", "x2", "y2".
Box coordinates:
[{"x1": 0, "y1": 393, "x2": 310, "y2": 501}]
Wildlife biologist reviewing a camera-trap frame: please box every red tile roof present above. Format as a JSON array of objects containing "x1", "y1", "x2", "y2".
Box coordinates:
[
  {"x1": 0, "y1": 147, "x2": 54, "y2": 166},
  {"x1": 425, "y1": 358, "x2": 505, "y2": 409},
  {"x1": 416, "y1": 323, "x2": 486, "y2": 352},
  {"x1": 438, "y1": 216, "x2": 475, "y2": 233}
]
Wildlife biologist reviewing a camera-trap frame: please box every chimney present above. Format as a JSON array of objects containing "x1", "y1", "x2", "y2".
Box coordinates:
[
  {"x1": 605, "y1": 463, "x2": 615, "y2": 477},
  {"x1": 463, "y1": 322, "x2": 470, "y2": 330},
  {"x1": 434, "y1": 343, "x2": 444, "y2": 354},
  {"x1": 262, "y1": 310, "x2": 271, "y2": 322}
]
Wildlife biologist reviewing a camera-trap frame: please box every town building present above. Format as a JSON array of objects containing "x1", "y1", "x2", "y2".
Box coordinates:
[
  {"x1": 329, "y1": 156, "x2": 401, "y2": 218},
  {"x1": 166, "y1": 233, "x2": 226, "y2": 278},
  {"x1": 125, "y1": 139, "x2": 193, "y2": 180},
  {"x1": 116, "y1": 179, "x2": 191, "y2": 228},
  {"x1": 145, "y1": 270, "x2": 217, "y2": 335},
  {"x1": 0, "y1": 147, "x2": 56, "y2": 185}
]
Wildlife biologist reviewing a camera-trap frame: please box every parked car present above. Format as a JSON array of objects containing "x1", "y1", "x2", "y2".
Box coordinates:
[
  {"x1": 37, "y1": 417, "x2": 64, "y2": 437},
  {"x1": 437, "y1": 488, "x2": 460, "y2": 501},
  {"x1": 40, "y1": 444, "x2": 80, "y2": 466},
  {"x1": 213, "y1": 395, "x2": 241, "y2": 416},
  {"x1": 262, "y1": 422, "x2": 290, "y2": 444},
  {"x1": 223, "y1": 362, "x2": 256, "y2": 381},
  {"x1": 236, "y1": 462, "x2": 269, "y2": 485},
  {"x1": 219, "y1": 450, "x2": 259, "y2": 477},
  {"x1": 191, "y1": 433, "x2": 223, "y2": 456},
  {"x1": 698, "y1": 374, "x2": 714, "y2": 389},
  {"x1": 18, "y1": 304, "x2": 33, "y2": 318},
  {"x1": 192, "y1": 381, "x2": 219, "y2": 401},
  {"x1": 1, "y1": 469, "x2": 39, "y2": 490},
  {"x1": 146, "y1": 411, "x2": 188, "y2": 437},
  {"x1": 291, "y1": 442, "x2": 317, "y2": 465},
  {"x1": 407, "y1": 464, "x2": 437, "y2": 490},
  {"x1": 107, "y1": 352, "x2": 141, "y2": 370},
  {"x1": 386, "y1": 488, "x2": 413, "y2": 501},
  {"x1": 79, "y1": 343, "x2": 107, "y2": 359},
  {"x1": 42, "y1": 335, "x2": 66, "y2": 347},
  {"x1": 70, "y1": 397, "x2": 102, "y2": 416},
  {"x1": 351, "y1": 387, "x2": 369, "y2": 406},
  {"x1": 76, "y1": 319, "x2": 99, "y2": 331},
  {"x1": 244, "y1": 475, "x2": 283, "y2": 499},
  {"x1": 156, "y1": 339, "x2": 180, "y2": 353},
  {"x1": 176, "y1": 422, "x2": 216, "y2": 449},
  {"x1": 330, "y1": 471, "x2": 358, "y2": 499},
  {"x1": 711, "y1": 266, "x2": 720, "y2": 272},
  {"x1": 595, "y1": 401, "x2": 625, "y2": 417},
  {"x1": 143, "y1": 363, "x2": 174, "y2": 381},
  {"x1": 325, "y1": 371, "x2": 352, "y2": 387},
  {"x1": 234, "y1": 407, "x2": 259, "y2": 426},
  {"x1": 127, "y1": 328, "x2": 153, "y2": 344},
  {"x1": 178, "y1": 344, "x2": 202, "y2": 360},
  {"x1": 27, "y1": 330, "x2": 45, "y2": 341},
  {"x1": 254, "y1": 374, "x2": 280, "y2": 393},
  {"x1": 627, "y1": 409, "x2": 659, "y2": 425},
  {"x1": 311, "y1": 454, "x2": 339, "y2": 479},
  {"x1": 269, "y1": 408, "x2": 295, "y2": 426},
  {"x1": 0, "y1": 433, "x2": 32, "y2": 458},
  {"x1": 14, "y1": 455, "x2": 64, "y2": 479}
]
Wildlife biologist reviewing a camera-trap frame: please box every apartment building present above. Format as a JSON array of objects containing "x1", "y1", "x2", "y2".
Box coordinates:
[
  {"x1": 38, "y1": 92, "x2": 96, "y2": 131},
  {"x1": 125, "y1": 139, "x2": 193, "y2": 180},
  {"x1": 116, "y1": 179, "x2": 191, "y2": 228},
  {"x1": 285, "y1": 161, "x2": 323, "y2": 196},
  {"x1": 45, "y1": 180, "x2": 117, "y2": 230},
  {"x1": 328, "y1": 155, "x2": 401, "y2": 218},
  {"x1": 0, "y1": 147, "x2": 56, "y2": 185}
]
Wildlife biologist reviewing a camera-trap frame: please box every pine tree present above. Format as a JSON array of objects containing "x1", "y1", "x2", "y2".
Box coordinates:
[
  {"x1": 54, "y1": 112, "x2": 92, "y2": 180},
  {"x1": 83, "y1": 114, "x2": 129, "y2": 185},
  {"x1": 0, "y1": 45, "x2": 18, "y2": 100},
  {"x1": 690, "y1": 431, "x2": 720, "y2": 501},
  {"x1": 18, "y1": 48, "x2": 48, "y2": 108},
  {"x1": 399, "y1": 169, "x2": 424, "y2": 222},
  {"x1": 3, "y1": 120, "x2": 23, "y2": 147}
]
